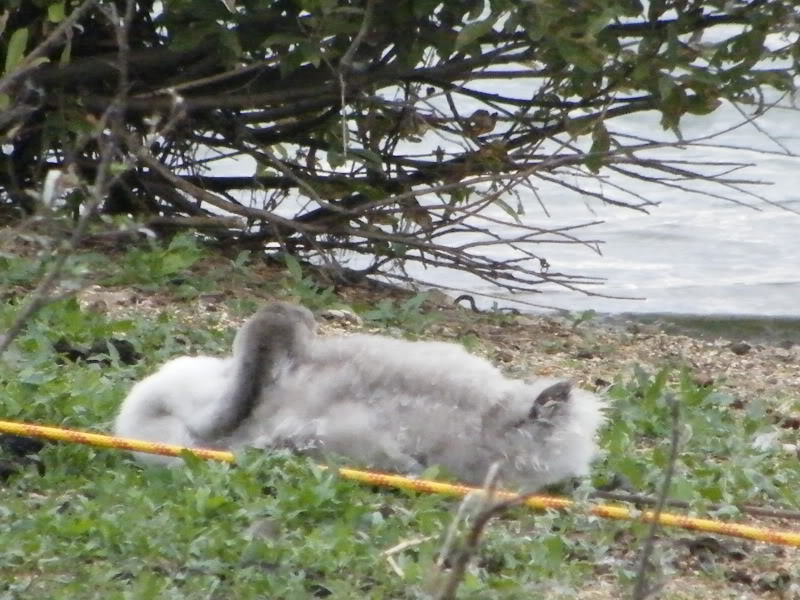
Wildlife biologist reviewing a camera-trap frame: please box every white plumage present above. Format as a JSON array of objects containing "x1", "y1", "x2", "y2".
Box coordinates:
[{"x1": 114, "y1": 302, "x2": 607, "y2": 489}]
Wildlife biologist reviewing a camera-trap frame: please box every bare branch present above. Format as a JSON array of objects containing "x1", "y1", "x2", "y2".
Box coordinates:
[
  {"x1": 631, "y1": 394, "x2": 681, "y2": 600},
  {"x1": 1, "y1": 0, "x2": 134, "y2": 356}
]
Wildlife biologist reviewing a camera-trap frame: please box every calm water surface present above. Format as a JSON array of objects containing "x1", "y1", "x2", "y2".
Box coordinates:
[
  {"x1": 404, "y1": 101, "x2": 800, "y2": 317},
  {"x1": 223, "y1": 92, "x2": 800, "y2": 317}
]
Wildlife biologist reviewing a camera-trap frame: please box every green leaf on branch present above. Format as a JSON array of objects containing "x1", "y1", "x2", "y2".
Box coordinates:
[
  {"x1": 284, "y1": 254, "x2": 304, "y2": 281},
  {"x1": 347, "y1": 148, "x2": 383, "y2": 170},
  {"x1": 4, "y1": 27, "x2": 28, "y2": 74},
  {"x1": 48, "y1": 2, "x2": 66, "y2": 23},
  {"x1": 751, "y1": 69, "x2": 794, "y2": 92},
  {"x1": 657, "y1": 74, "x2": 677, "y2": 100},
  {"x1": 109, "y1": 162, "x2": 130, "y2": 177},
  {"x1": 556, "y1": 38, "x2": 603, "y2": 73},
  {"x1": 587, "y1": 123, "x2": 611, "y2": 173},
  {"x1": 455, "y1": 18, "x2": 496, "y2": 51},
  {"x1": 686, "y1": 93, "x2": 721, "y2": 116},
  {"x1": 493, "y1": 197, "x2": 522, "y2": 224},
  {"x1": 327, "y1": 149, "x2": 345, "y2": 169},
  {"x1": 586, "y1": 6, "x2": 624, "y2": 36},
  {"x1": 564, "y1": 116, "x2": 597, "y2": 137}
]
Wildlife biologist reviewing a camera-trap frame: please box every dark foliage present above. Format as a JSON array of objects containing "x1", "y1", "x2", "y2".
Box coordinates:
[{"x1": 1, "y1": 0, "x2": 797, "y2": 294}]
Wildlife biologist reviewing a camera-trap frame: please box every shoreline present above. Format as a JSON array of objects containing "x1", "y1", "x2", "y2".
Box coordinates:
[{"x1": 600, "y1": 312, "x2": 800, "y2": 345}]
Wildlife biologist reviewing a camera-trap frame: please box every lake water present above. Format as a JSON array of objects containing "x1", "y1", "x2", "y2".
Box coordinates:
[
  {"x1": 398, "y1": 100, "x2": 800, "y2": 317},
  {"x1": 222, "y1": 92, "x2": 800, "y2": 318}
]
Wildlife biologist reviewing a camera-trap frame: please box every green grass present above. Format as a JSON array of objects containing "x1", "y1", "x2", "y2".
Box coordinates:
[{"x1": 2, "y1": 242, "x2": 799, "y2": 598}]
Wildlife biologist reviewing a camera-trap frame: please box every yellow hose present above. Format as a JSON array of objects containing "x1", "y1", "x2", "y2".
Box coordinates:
[{"x1": 2, "y1": 418, "x2": 799, "y2": 547}]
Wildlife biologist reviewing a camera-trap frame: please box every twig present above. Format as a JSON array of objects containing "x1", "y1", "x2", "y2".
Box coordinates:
[
  {"x1": 337, "y1": 0, "x2": 376, "y2": 155},
  {"x1": 631, "y1": 394, "x2": 681, "y2": 600},
  {"x1": 434, "y1": 487, "x2": 549, "y2": 600},
  {"x1": 0, "y1": 0, "x2": 134, "y2": 356},
  {"x1": 382, "y1": 535, "x2": 435, "y2": 577},
  {"x1": 144, "y1": 215, "x2": 246, "y2": 230},
  {"x1": 435, "y1": 464, "x2": 500, "y2": 600},
  {"x1": 0, "y1": 0, "x2": 100, "y2": 95}
]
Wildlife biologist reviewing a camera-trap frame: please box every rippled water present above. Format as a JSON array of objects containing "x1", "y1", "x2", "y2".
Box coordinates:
[
  {"x1": 223, "y1": 93, "x2": 800, "y2": 317},
  {"x1": 405, "y1": 101, "x2": 800, "y2": 317}
]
